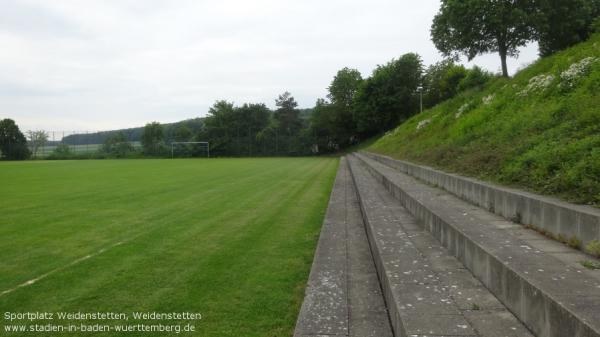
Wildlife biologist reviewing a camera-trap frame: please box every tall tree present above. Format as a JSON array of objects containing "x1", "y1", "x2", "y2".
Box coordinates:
[
  {"x1": 0, "y1": 119, "x2": 30, "y2": 160},
  {"x1": 27, "y1": 130, "x2": 49, "y2": 158},
  {"x1": 241, "y1": 103, "x2": 270, "y2": 132},
  {"x1": 274, "y1": 92, "x2": 302, "y2": 136},
  {"x1": 201, "y1": 101, "x2": 236, "y2": 155},
  {"x1": 309, "y1": 98, "x2": 338, "y2": 153},
  {"x1": 535, "y1": 0, "x2": 599, "y2": 56},
  {"x1": 236, "y1": 103, "x2": 271, "y2": 155},
  {"x1": 353, "y1": 53, "x2": 423, "y2": 135},
  {"x1": 328, "y1": 68, "x2": 363, "y2": 108},
  {"x1": 431, "y1": 0, "x2": 537, "y2": 77},
  {"x1": 141, "y1": 122, "x2": 164, "y2": 155},
  {"x1": 201, "y1": 101, "x2": 272, "y2": 156},
  {"x1": 326, "y1": 68, "x2": 363, "y2": 146},
  {"x1": 274, "y1": 92, "x2": 303, "y2": 154}
]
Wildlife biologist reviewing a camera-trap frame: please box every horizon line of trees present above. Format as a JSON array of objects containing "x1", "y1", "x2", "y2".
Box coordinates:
[{"x1": 2, "y1": 0, "x2": 598, "y2": 160}]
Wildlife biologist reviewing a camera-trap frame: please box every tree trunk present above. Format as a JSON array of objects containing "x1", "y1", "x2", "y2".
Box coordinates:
[{"x1": 499, "y1": 44, "x2": 509, "y2": 77}]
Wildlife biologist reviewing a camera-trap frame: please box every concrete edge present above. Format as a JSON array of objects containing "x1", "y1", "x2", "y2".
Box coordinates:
[
  {"x1": 353, "y1": 153, "x2": 600, "y2": 337},
  {"x1": 361, "y1": 151, "x2": 600, "y2": 253},
  {"x1": 293, "y1": 158, "x2": 349, "y2": 337},
  {"x1": 348, "y1": 156, "x2": 479, "y2": 337},
  {"x1": 347, "y1": 156, "x2": 408, "y2": 337}
]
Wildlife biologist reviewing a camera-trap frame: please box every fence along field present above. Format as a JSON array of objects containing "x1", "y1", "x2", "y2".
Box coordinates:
[
  {"x1": 26, "y1": 129, "x2": 208, "y2": 158},
  {"x1": 20, "y1": 124, "x2": 318, "y2": 159},
  {"x1": 26, "y1": 131, "x2": 143, "y2": 158}
]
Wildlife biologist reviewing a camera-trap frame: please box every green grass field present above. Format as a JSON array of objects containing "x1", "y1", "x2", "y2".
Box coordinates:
[{"x1": 0, "y1": 158, "x2": 338, "y2": 336}]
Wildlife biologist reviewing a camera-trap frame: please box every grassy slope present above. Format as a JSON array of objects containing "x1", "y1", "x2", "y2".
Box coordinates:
[
  {"x1": 370, "y1": 33, "x2": 600, "y2": 206},
  {"x1": 0, "y1": 158, "x2": 338, "y2": 337}
]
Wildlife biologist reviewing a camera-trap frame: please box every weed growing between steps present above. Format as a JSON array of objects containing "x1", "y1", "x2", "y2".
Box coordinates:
[
  {"x1": 524, "y1": 223, "x2": 585, "y2": 252},
  {"x1": 586, "y1": 240, "x2": 600, "y2": 257},
  {"x1": 581, "y1": 260, "x2": 600, "y2": 270}
]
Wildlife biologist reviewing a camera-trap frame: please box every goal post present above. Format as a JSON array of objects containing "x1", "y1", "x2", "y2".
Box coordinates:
[{"x1": 170, "y1": 141, "x2": 210, "y2": 158}]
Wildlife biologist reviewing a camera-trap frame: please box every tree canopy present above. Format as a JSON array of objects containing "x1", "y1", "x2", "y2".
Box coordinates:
[
  {"x1": 328, "y1": 67, "x2": 363, "y2": 108},
  {"x1": 141, "y1": 122, "x2": 165, "y2": 155},
  {"x1": 309, "y1": 68, "x2": 363, "y2": 149},
  {"x1": 102, "y1": 131, "x2": 134, "y2": 157},
  {"x1": 535, "y1": 0, "x2": 600, "y2": 56},
  {"x1": 422, "y1": 60, "x2": 467, "y2": 108},
  {"x1": 309, "y1": 98, "x2": 339, "y2": 152},
  {"x1": 431, "y1": 0, "x2": 537, "y2": 77},
  {"x1": 200, "y1": 101, "x2": 272, "y2": 156},
  {"x1": 423, "y1": 60, "x2": 495, "y2": 108},
  {"x1": 26, "y1": 130, "x2": 49, "y2": 158},
  {"x1": 274, "y1": 92, "x2": 302, "y2": 136},
  {"x1": 0, "y1": 119, "x2": 30, "y2": 160},
  {"x1": 353, "y1": 53, "x2": 423, "y2": 135},
  {"x1": 173, "y1": 125, "x2": 193, "y2": 142}
]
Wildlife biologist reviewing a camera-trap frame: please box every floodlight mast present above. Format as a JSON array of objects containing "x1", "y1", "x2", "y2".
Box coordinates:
[{"x1": 170, "y1": 141, "x2": 210, "y2": 158}]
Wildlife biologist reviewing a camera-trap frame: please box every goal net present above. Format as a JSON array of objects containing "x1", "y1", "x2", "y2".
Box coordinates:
[{"x1": 170, "y1": 141, "x2": 210, "y2": 158}]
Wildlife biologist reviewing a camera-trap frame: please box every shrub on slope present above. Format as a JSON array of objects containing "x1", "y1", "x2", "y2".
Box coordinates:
[{"x1": 369, "y1": 33, "x2": 600, "y2": 206}]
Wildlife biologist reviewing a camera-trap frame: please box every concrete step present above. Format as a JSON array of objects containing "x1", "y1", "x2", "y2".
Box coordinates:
[
  {"x1": 352, "y1": 152, "x2": 600, "y2": 337},
  {"x1": 347, "y1": 155, "x2": 532, "y2": 337},
  {"x1": 294, "y1": 158, "x2": 393, "y2": 337},
  {"x1": 362, "y1": 152, "x2": 600, "y2": 281},
  {"x1": 361, "y1": 151, "x2": 600, "y2": 255}
]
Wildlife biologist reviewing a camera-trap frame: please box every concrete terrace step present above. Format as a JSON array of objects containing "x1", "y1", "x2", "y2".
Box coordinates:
[
  {"x1": 294, "y1": 158, "x2": 393, "y2": 337},
  {"x1": 352, "y1": 152, "x2": 600, "y2": 337},
  {"x1": 361, "y1": 151, "x2": 600, "y2": 254},
  {"x1": 347, "y1": 155, "x2": 532, "y2": 337}
]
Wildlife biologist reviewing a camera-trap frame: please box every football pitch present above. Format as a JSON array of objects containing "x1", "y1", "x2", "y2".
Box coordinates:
[{"x1": 0, "y1": 158, "x2": 338, "y2": 337}]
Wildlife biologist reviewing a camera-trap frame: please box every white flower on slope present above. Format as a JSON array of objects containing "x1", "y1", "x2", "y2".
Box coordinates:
[
  {"x1": 416, "y1": 119, "x2": 431, "y2": 130},
  {"x1": 455, "y1": 103, "x2": 470, "y2": 119},
  {"x1": 560, "y1": 57, "x2": 597, "y2": 88},
  {"x1": 482, "y1": 94, "x2": 495, "y2": 105},
  {"x1": 518, "y1": 74, "x2": 555, "y2": 97}
]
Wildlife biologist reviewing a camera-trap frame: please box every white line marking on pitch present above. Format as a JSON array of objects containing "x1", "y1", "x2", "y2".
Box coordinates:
[{"x1": 0, "y1": 239, "x2": 129, "y2": 297}]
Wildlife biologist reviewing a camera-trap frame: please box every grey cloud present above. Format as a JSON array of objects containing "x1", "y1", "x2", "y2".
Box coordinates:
[
  {"x1": 0, "y1": 0, "x2": 83, "y2": 38},
  {"x1": 0, "y1": 1, "x2": 539, "y2": 131}
]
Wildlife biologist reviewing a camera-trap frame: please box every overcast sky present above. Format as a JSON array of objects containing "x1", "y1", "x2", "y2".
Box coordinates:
[{"x1": 1, "y1": 0, "x2": 539, "y2": 132}]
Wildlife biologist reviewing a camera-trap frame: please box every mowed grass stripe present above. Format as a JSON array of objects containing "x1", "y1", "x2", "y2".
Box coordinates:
[
  {"x1": 0, "y1": 159, "x2": 315, "y2": 289},
  {"x1": 0, "y1": 158, "x2": 338, "y2": 337},
  {"x1": 0, "y1": 158, "x2": 322, "y2": 289}
]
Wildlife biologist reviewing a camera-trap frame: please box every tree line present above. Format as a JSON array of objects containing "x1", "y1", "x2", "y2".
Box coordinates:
[
  {"x1": 1, "y1": 0, "x2": 598, "y2": 160},
  {"x1": 57, "y1": 57, "x2": 492, "y2": 158},
  {"x1": 60, "y1": 118, "x2": 204, "y2": 145}
]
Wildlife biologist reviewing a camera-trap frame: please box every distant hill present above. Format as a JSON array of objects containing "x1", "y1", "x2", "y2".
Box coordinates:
[
  {"x1": 63, "y1": 118, "x2": 205, "y2": 145},
  {"x1": 63, "y1": 107, "x2": 314, "y2": 146},
  {"x1": 368, "y1": 33, "x2": 600, "y2": 206}
]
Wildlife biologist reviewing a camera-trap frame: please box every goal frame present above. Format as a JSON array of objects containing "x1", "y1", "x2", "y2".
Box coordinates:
[{"x1": 170, "y1": 141, "x2": 210, "y2": 158}]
